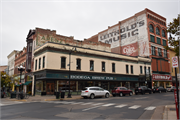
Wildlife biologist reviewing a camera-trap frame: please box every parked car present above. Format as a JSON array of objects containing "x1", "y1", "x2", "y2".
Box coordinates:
[
  {"x1": 112, "y1": 87, "x2": 133, "y2": 97},
  {"x1": 153, "y1": 86, "x2": 167, "y2": 93},
  {"x1": 135, "y1": 86, "x2": 152, "y2": 95},
  {"x1": 166, "y1": 86, "x2": 176, "y2": 92},
  {"x1": 81, "y1": 87, "x2": 110, "y2": 99},
  {"x1": 1, "y1": 90, "x2": 5, "y2": 98}
]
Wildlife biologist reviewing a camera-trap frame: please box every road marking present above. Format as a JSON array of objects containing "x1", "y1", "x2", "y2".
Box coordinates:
[
  {"x1": 0, "y1": 103, "x2": 6, "y2": 106},
  {"x1": 71, "y1": 102, "x2": 84, "y2": 105},
  {"x1": 102, "y1": 103, "x2": 115, "y2": 107},
  {"x1": 135, "y1": 97, "x2": 148, "y2": 100},
  {"x1": 92, "y1": 103, "x2": 104, "y2": 106},
  {"x1": 81, "y1": 102, "x2": 93, "y2": 105},
  {"x1": 82, "y1": 106, "x2": 101, "y2": 111},
  {"x1": 115, "y1": 104, "x2": 127, "y2": 108},
  {"x1": 144, "y1": 106, "x2": 156, "y2": 110},
  {"x1": 129, "y1": 105, "x2": 141, "y2": 109}
]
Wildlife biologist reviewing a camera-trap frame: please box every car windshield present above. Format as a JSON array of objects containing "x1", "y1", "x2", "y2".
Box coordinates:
[{"x1": 82, "y1": 88, "x2": 87, "y2": 91}]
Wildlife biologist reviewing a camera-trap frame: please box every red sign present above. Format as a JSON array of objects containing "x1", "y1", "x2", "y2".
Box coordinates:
[
  {"x1": 172, "y1": 56, "x2": 178, "y2": 68},
  {"x1": 174, "y1": 89, "x2": 179, "y2": 119},
  {"x1": 122, "y1": 42, "x2": 138, "y2": 56},
  {"x1": 152, "y1": 74, "x2": 172, "y2": 81}
]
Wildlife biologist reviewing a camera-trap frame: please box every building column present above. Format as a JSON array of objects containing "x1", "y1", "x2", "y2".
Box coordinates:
[
  {"x1": 57, "y1": 81, "x2": 59, "y2": 92},
  {"x1": 120, "y1": 82, "x2": 122, "y2": 87},
  {"x1": 157, "y1": 81, "x2": 159, "y2": 87},
  {"x1": 164, "y1": 82, "x2": 166, "y2": 88},
  {"x1": 76, "y1": 81, "x2": 78, "y2": 91}
]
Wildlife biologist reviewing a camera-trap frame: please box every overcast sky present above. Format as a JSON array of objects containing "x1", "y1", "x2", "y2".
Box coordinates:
[{"x1": 0, "y1": 0, "x2": 180, "y2": 66}]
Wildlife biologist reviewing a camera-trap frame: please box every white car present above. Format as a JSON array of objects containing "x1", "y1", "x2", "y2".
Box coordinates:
[
  {"x1": 166, "y1": 86, "x2": 176, "y2": 92},
  {"x1": 81, "y1": 87, "x2": 110, "y2": 99}
]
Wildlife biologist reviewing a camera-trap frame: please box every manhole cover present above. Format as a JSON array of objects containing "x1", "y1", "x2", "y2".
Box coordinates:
[{"x1": 170, "y1": 108, "x2": 176, "y2": 111}]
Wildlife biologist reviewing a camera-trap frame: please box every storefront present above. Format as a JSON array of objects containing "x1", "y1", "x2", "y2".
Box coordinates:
[
  {"x1": 152, "y1": 74, "x2": 172, "y2": 88},
  {"x1": 33, "y1": 70, "x2": 142, "y2": 95}
]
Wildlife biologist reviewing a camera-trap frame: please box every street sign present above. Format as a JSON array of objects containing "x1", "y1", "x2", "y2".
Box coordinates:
[{"x1": 172, "y1": 56, "x2": 178, "y2": 68}]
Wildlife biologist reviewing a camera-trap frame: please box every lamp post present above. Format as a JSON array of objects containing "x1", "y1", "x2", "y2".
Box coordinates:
[
  {"x1": 2, "y1": 74, "x2": 7, "y2": 92},
  {"x1": 18, "y1": 65, "x2": 25, "y2": 92},
  {"x1": 67, "y1": 47, "x2": 77, "y2": 98}
]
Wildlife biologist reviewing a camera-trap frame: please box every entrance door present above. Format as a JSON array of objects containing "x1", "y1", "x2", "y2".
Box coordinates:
[{"x1": 46, "y1": 83, "x2": 54, "y2": 95}]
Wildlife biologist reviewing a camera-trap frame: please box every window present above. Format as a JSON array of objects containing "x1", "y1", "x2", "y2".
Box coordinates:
[
  {"x1": 151, "y1": 46, "x2": 156, "y2": 55},
  {"x1": 149, "y1": 24, "x2": 154, "y2": 33},
  {"x1": 150, "y1": 35, "x2": 155, "y2": 42},
  {"x1": 144, "y1": 66, "x2": 146, "y2": 74},
  {"x1": 35, "y1": 60, "x2": 37, "y2": 70},
  {"x1": 76, "y1": 59, "x2": 81, "y2": 70},
  {"x1": 90, "y1": 60, "x2": 94, "y2": 71},
  {"x1": 30, "y1": 43, "x2": 32, "y2": 52},
  {"x1": 162, "y1": 30, "x2": 166, "y2": 37},
  {"x1": 131, "y1": 65, "x2": 133, "y2": 74},
  {"x1": 140, "y1": 66, "x2": 142, "y2": 74},
  {"x1": 61, "y1": 57, "x2": 66, "y2": 68},
  {"x1": 148, "y1": 67, "x2": 151, "y2": 74},
  {"x1": 156, "y1": 37, "x2": 161, "y2": 44},
  {"x1": 43, "y1": 56, "x2": 45, "y2": 68},
  {"x1": 156, "y1": 27, "x2": 160, "y2": 35},
  {"x1": 158, "y1": 48, "x2": 162, "y2": 56},
  {"x1": 164, "y1": 49, "x2": 167, "y2": 58},
  {"x1": 163, "y1": 39, "x2": 167, "y2": 46},
  {"x1": 102, "y1": 62, "x2": 105, "y2": 71},
  {"x1": 39, "y1": 58, "x2": 41, "y2": 69},
  {"x1": 112, "y1": 63, "x2": 115, "y2": 72},
  {"x1": 126, "y1": 65, "x2": 129, "y2": 74}
]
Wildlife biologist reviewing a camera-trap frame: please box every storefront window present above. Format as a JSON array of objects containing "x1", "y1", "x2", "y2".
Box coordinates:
[{"x1": 36, "y1": 80, "x2": 43, "y2": 95}]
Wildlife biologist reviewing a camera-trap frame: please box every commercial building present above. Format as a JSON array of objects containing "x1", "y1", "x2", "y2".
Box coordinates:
[{"x1": 86, "y1": 8, "x2": 171, "y2": 88}]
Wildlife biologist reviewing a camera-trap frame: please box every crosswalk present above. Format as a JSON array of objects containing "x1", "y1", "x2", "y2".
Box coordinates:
[{"x1": 0, "y1": 101, "x2": 156, "y2": 111}]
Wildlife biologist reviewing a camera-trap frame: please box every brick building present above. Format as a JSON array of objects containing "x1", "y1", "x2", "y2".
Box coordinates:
[{"x1": 86, "y1": 8, "x2": 171, "y2": 88}]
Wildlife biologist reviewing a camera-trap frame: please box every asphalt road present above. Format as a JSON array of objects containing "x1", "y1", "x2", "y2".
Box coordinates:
[{"x1": 1, "y1": 92, "x2": 174, "y2": 120}]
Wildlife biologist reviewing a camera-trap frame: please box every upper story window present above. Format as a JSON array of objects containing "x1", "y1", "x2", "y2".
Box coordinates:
[
  {"x1": 43, "y1": 56, "x2": 45, "y2": 68},
  {"x1": 112, "y1": 63, "x2": 115, "y2": 72},
  {"x1": 150, "y1": 35, "x2": 155, "y2": 42},
  {"x1": 151, "y1": 46, "x2": 156, "y2": 55},
  {"x1": 76, "y1": 59, "x2": 81, "y2": 70},
  {"x1": 148, "y1": 67, "x2": 151, "y2": 75},
  {"x1": 140, "y1": 66, "x2": 142, "y2": 74},
  {"x1": 164, "y1": 49, "x2": 167, "y2": 58},
  {"x1": 126, "y1": 65, "x2": 129, "y2": 74},
  {"x1": 144, "y1": 66, "x2": 146, "y2": 74},
  {"x1": 39, "y1": 58, "x2": 41, "y2": 69},
  {"x1": 61, "y1": 57, "x2": 66, "y2": 69},
  {"x1": 102, "y1": 62, "x2": 105, "y2": 72},
  {"x1": 149, "y1": 24, "x2": 154, "y2": 33},
  {"x1": 156, "y1": 27, "x2": 160, "y2": 35},
  {"x1": 162, "y1": 30, "x2": 166, "y2": 37},
  {"x1": 131, "y1": 65, "x2": 133, "y2": 74},
  {"x1": 163, "y1": 39, "x2": 167, "y2": 46},
  {"x1": 156, "y1": 37, "x2": 161, "y2": 44},
  {"x1": 35, "y1": 59, "x2": 37, "y2": 70},
  {"x1": 158, "y1": 48, "x2": 162, "y2": 56},
  {"x1": 90, "y1": 60, "x2": 94, "y2": 71}
]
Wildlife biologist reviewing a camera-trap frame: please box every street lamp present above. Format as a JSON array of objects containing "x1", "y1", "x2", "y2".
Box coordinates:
[
  {"x1": 18, "y1": 65, "x2": 25, "y2": 92},
  {"x1": 67, "y1": 47, "x2": 77, "y2": 98},
  {"x1": 2, "y1": 74, "x2": 7, "y2": 92}
]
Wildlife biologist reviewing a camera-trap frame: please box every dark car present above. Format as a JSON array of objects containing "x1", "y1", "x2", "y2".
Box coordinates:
[
  {"x1": 1, "y1": 90, "x2": 5, "y2": 98},
  {"x1": 153, "y1": 86, "x2": 167, "y2": 93},
  {"x1": 112, "y1": 87, "x2": 133, "y2": 97},
  {"x1": 135, "y1": 86, "x2": 152, "y2": 95}
]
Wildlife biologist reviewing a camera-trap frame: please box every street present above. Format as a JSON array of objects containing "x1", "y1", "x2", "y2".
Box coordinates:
[{"x1": 1, "y1": 92, "x2": 174, "y2": 119}]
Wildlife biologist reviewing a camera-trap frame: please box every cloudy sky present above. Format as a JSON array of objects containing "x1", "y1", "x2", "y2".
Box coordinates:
[{"x1": 0, "y1": 0, "x2": 179, "y2": 66}]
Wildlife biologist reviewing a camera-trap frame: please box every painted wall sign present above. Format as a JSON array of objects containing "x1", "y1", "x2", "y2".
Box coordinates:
[
  {"x1": 138, "y1": 41, "x2": 149, "y2": 56},
  {"x1": 152, "y1": 74, "x2": 172, "y2": 81},
  {"x1": 121, "y1": 42, "x2": 138, "y2": 56}
]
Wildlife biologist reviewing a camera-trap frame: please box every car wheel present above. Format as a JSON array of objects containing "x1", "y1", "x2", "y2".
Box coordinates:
[
  {"x1": 129, "y1": 92, "x2": 133, "y2": 96},
  {"x1": 90, "y1": 94, "x2": 95, "y2": 99},
  {"x1": 105, "y1": 93, "x2": 109, "y2": 98},
  {"x1": 83, "y1": 96, "x2": 87, "y2": 99},
  {"x1": 159, "y1": 90, "x2": 161, "y2": 93},
  {"x1": 119, "y1": 92, "x2": 123, "y2": 97}
]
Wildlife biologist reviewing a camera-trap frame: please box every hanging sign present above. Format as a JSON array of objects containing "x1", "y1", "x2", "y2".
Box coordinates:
[{"x1": 172, "y1": 56, "x2": 178, "y2": 68}]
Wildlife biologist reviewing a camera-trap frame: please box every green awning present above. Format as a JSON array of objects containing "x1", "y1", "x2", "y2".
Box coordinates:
[{"x1": 23, "y1": 81, "x2": 32, "y2": 85}]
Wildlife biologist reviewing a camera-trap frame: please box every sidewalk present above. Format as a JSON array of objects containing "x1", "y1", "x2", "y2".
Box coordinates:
[{"x1": 163, "y1": 105, "x2": 177, "y2": 120}]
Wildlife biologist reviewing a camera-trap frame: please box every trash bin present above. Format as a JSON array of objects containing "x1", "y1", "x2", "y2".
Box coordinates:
[
  {"x1": 19, "y1": 93, "x2": 24, "y2": 99},
  {"x1": 61, "y1": 91, "x2": 65, "y2": 98},
  {"x1": 56, "y1": 92, "x2": 59, "y2": 99}
]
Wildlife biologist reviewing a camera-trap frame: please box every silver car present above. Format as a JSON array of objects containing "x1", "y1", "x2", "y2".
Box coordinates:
[
  {"x1": 166, "y1": 86, "x2": 176, "y2": 92},
  {"x1": 81, "y1": 87, "x2": 110, "y2": 99}
]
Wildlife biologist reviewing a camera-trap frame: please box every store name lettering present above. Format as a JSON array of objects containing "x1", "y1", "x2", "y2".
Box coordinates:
[{"x1": 70, "y1": 75, "x2": 113, "y2": 80}]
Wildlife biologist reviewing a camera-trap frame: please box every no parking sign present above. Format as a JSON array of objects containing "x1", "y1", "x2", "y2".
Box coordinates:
[{"x1": 172, "y1": 56, "x2": 178, "y2": 68}]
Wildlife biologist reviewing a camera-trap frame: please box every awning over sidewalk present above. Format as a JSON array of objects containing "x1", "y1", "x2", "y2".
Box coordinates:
[{"x1": 23, "y1": 81, "x2": 32, "y2": 85}]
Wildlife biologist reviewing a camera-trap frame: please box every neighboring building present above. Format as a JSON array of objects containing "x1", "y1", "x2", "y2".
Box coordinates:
[
  {"x1": 14, "y1": 47, "x2": 28, "y2": 92},
  {"x1": 86, "y1": 8, "x2": 171, "y2": 88},
  {"x1": 7, "y1": 50, "x2": 19, "y2": 77},
  {"x1": 0, "y1": 65, "x2": 8, "y2": 72},
  {"x1": 33, "y1": 42, "x2": 151, "y2": 95},
  {"x1": 169, "y1": 49, "x2": 179, "y2": 86}
]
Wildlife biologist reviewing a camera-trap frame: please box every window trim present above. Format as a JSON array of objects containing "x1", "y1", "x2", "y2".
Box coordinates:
[{"x1": 149, "y1": 24, "x2": 154, "y2": 33}]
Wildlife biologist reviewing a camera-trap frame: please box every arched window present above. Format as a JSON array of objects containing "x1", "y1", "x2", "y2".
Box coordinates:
[
  {"x1": 162, "y1": 29, "x2": 166, "y2": 37},
  {"x1": 156, "y1": 27, "x2": 160, "y2": 35},
  {"x1": 149, "y1": 24, "x2": 154, "y2": 33}
]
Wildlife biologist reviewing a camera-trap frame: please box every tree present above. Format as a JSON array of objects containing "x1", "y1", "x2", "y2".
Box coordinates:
[
  {"x1": 1, "y1": 72, "x2": 11, "y2": 88},
  {"x1": 165, "y1": 16, "x2": 180, "y2": 56}
]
